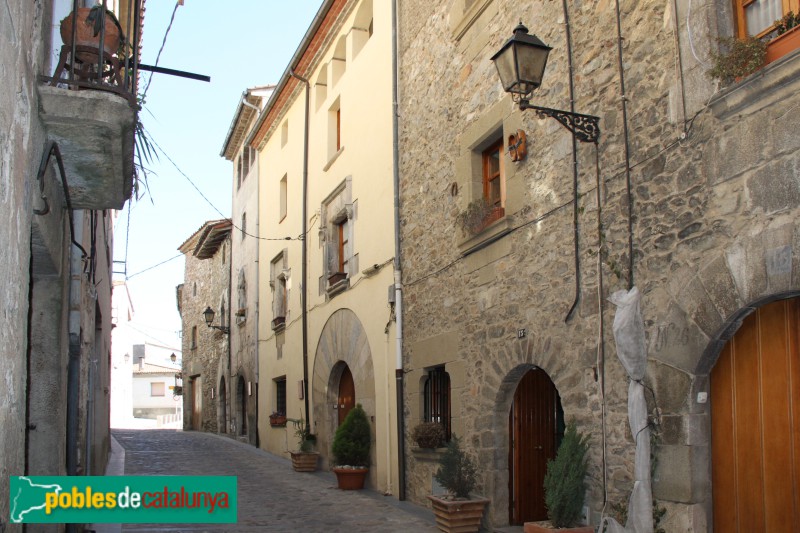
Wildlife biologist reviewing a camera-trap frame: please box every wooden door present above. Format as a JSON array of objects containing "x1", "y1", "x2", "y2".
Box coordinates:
[
  {"x1": 191, "y1": 376, "x2": 202, "y2": 430},
  {"x1": 711, "y1": 297, "x2": 800, "y2": 532},
  {"x1": 338, "y1": 366, "x2": 355, "y2": 425},
  {"x1": 509, "y1": 368, "x2": 563, "y2": 525}
]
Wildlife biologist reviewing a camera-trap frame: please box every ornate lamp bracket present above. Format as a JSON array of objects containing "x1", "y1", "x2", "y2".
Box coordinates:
[{"x1": 519, "y1": 99, "x2": 601, "y2": 144}]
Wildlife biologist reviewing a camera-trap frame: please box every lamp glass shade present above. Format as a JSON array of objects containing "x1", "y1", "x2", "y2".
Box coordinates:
[
  {"x1": 491, "y1": 24, "x2": 552, "y2": 97},
  {"x1": 203, "y1": 306, "x2": 215, "y2": 327}
]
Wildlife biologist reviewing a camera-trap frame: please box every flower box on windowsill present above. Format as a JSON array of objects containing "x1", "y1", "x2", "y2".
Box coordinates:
[
  {"x1": 269, "y1": 414, "x2": 286, "y2": 427},
  {"x1": 328, "y1": 272, "x2": 347, "y2": 285},
  {"x1": 272, "y1": 316, "x2": 286, "y2": 330},
  {"x1": 457, "y1": 208, "x2": 513, "y2": 257},
  {"x1": 767, "y1": 25, "x2": 800, "y2": 64}
]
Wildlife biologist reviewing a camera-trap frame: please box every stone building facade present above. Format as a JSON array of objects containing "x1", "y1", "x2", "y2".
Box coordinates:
[
  {"x1": 178, "y1": 220, "x2": 232, "y2": 435},
  {"x1": 398, "y1": 0, "x2": 800, "y2": 531},
  {"x1": 1, "y1": 0, "x2": 142, "y2": 529},
  {"x1": 221, "y1": 85, "x2": 275, "y2": 447}
]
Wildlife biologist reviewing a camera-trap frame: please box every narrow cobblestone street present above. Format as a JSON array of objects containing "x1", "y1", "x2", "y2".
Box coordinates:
[{"x1": 100, "y1": 429, "x2": 439, "y2": 532}]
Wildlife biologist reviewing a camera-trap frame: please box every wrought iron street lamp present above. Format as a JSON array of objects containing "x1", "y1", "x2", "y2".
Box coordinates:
[
  {"x1": 491, "y1": 23, "x2": 600, "y2": 144},
  {"x1": 203, "y1": 306, "x2": 230, "y2": 334}
]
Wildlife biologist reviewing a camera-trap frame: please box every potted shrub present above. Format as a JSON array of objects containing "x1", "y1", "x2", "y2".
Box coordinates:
[
  {"x1": 289, "y1": 416, "x2": 319, "y2": 472},
  {"x1": 412, "y1": 421, "x2": 446, "y2": 449},
  {"x1": 427, "y1": 436, "x2": 489, "y2": 533},
  {"x1": 525, "y1": 422, "x2": 592, "y2": 533},
  {"x1": 331, "y1": 403, "x2": 371, "y2": 490}
]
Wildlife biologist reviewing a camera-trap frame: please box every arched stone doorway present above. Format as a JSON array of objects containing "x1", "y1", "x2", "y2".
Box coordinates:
[
  {"x1": 710, "y1": 296, "x2": 800, "y2": 531},
  {"x1": 312, "y1": 309, "x2": 375, "y2": 477},
  {"x1": 508, "y1": 367, "x2": 564, "y2": 525},
  {"x1": 218, "y1": 376, "x2": 227, "y2": 434}
]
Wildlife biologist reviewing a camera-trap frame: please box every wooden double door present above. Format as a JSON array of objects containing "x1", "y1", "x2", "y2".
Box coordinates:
[
  {"x1": 711, "y1": 297, "x2": 800, "y2": 532},
  {"x1": 509, "y1": 368, "x2": 564, "y2": 525}
]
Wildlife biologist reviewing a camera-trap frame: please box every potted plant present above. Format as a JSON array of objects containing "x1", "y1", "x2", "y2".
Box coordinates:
[
  {"x1": 60, "y1": 4, "x2": 124, "y2": 59},
  {"x1": 328, "y1": 272, "x2": 347, "y2": 285},
  {"x1": 708, "y1": 36, "x2": 767, "y2": 85},
  {"x1": 331, "y1": 403, "x2": 371, "y2": 490},
  {"x1": 767, "y1": 11, "x2": 800, "y2": 63},
  {"x1": 525, "y1": 422, "x2": 592, "y2": 533},
  {"x1": 457, "y1": 197, "x2": 504, "y2": 235},
  {"x1": 427, "y1": 436, "x2": 489, "y2": 533},
  {"x1": 289, "y1": 415, "x2": 319, "y2": 472},
  {"x1": 411, "y1": 421, "x2": 446, "y2": 449},
  {"x1": 269, "y1": 411, "x2": 286, "y2": 427}
]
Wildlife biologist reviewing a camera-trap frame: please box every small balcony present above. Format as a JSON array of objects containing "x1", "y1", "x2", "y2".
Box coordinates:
[{"x1": 37, "y1": 0, "x2": 143, "y2": 210}]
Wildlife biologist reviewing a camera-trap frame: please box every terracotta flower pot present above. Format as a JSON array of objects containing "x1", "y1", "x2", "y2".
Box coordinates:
[
  {"x1": 427, "y1": 494, "x2": 489, "y2": 533},
  {"x1": 766, "y1": 25, "x2": 800, "y2": 64},
  {"x1": 60, "y1": 8, "x2": 121, "y2": 58},
  {"x1": 290, "y1": 451, "x2": 319, "y2": 472},
  {"x1": 332, "y1": 467, "x2": 368, "y2": 490}
]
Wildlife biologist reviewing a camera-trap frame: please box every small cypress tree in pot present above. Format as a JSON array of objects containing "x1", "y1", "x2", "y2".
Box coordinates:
[
  {"x1": 427, "y1": 435, "x2": 489, "y2": 533},
  {"x1": 543, "y1": 421, "x2": 590, "y2": 529},
  {"x1": 331, "y1": 404, "x2": 371, "y2": 489}
]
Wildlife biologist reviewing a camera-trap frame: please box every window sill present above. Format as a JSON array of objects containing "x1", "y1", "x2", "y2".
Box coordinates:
[
  {"x1": 709, "y1": 44, "x2": 800, "y2": 120},
  {"x1": 410, "y1": 446, "x2": 448, "y2": 462},
  {"x1": 323, "y1": 146, "x2": 345, "y2": 172},
  {"x1": 326, "y1": 277, "x2": 349, "y2": 298},
  {"x1": 457, "y1": 211, "x2": 513, "y2": 257}
]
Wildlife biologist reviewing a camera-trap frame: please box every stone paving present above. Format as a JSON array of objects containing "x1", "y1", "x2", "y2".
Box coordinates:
[{"x1": 106, "y1": 429, "x2": 440, "y2": 532}]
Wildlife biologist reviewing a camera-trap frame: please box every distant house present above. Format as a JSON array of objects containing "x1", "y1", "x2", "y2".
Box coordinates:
[{"x1": 131, "y1": 344, "x2": 182, "y2": 420}]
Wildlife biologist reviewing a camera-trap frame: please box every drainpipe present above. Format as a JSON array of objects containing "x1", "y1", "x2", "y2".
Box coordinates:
[
  {"x1": 290, "y1": 69, "x2": 312, "y2": 436},
  {"x1": 67, "y1": 211, "x2": 85, "y2": 476},
  {"x1": 392, "y1": 0, "x2": 406, "y2": 501}
]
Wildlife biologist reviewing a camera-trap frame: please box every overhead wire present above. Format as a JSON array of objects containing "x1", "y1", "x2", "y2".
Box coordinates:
[{"x1": 143, "y1": 126, "x2": 308, "y2": 242}]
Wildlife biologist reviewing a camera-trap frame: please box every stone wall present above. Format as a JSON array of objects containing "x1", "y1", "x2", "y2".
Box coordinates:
[
  {"x1": 0, "y1": 1, "x2": 52, "y2": 528},
  {"x1": 398, "y1": 0, "x2": 800, "y2": 530},
  {"x1": 179, "y1": 234, "x2": 231, "y2": 434}
]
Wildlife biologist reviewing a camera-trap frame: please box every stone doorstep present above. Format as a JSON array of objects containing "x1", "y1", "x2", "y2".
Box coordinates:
[{"x1": 523, "y1": 522, "x2": 595, "y2": 533}]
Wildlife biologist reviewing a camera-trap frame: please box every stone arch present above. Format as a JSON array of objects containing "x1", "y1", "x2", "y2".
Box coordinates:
[
  {"x1": 311, "y1": 309, "x2": 375, "y2": 477},
  {"x1": 646, "y1": 227, "x2": 800, "y2": 376},
  {"x1": 485, "y1": 336, "x2": 582, "y2": 528}
]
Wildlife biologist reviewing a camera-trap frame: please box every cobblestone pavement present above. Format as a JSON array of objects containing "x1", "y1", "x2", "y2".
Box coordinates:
[{"x1": 109, "y1": 429, "x2": 439, "y2": 533}]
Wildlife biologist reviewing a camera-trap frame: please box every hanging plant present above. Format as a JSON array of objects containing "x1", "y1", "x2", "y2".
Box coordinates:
[{"x1": 708, "y1": 36, "x2": 767, "y2": 85}]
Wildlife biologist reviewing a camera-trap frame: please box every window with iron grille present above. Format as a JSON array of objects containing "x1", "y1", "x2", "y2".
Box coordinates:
[
  {"x1": 424, "y1": 366, "x2": 451, "y2": 441},
  {"x1": 275, "y1": 377, "x2": 287, "y2": 416}
]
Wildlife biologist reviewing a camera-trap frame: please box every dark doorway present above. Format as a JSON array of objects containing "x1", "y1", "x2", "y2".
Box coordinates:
[
  {"x1": 338, "y1": 365, "x2": 355, "y2": 426},
  {"x1": 509, "y1": 368, "x2": 564, "y2": 524}
]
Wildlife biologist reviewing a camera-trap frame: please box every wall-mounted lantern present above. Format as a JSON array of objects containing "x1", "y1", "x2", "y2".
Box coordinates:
[{"x1": 491, "y1": 23, "x2": 600, "y2": 144}]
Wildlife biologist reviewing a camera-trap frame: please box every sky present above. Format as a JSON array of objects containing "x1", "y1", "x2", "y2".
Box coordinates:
[{"x1": 113, "y1": 1, "x2": 323, "y2": 351}]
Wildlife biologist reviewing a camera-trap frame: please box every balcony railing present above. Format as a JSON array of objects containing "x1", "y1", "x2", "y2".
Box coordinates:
[
  {"x1": 37, "y1": 0, "x2": 143, "y2": 210},
  {"x1": 43, "y1": 0, "x2": 142, "y2": 103}
]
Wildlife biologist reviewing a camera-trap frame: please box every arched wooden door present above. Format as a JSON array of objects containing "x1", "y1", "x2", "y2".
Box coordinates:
[
  {"x1": 338, "y1": 365, "x2": 355, "y2": 425},
  {"x1": 218, "y1": 377, "x2": 227, "y2": 434},
  {"x1": 509, "y1": 368, "x2": 564, "y2": 524},
  {"x1": 711, "y1": 297, "x2": 800, "y2": 532}
]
